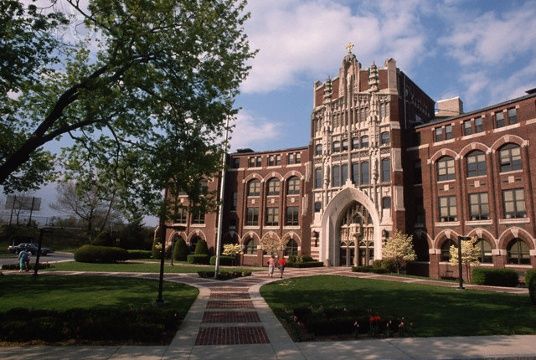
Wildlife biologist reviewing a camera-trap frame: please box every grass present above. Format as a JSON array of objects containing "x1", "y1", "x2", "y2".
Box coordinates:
[
  {"x1": 0, "y1": 275, "x2": 198, "y2": 345},
  {"x1": 260, "y1": 275, "x2": 536, "y2": 338},
  {"x1": 50, "y1": 260, "x2": 261, "y2": 273}
]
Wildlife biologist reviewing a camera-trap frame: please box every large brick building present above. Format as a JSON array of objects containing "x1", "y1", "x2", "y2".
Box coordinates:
[{"x1": 165, "y1": 47, "x2": 536, "y2": 278}]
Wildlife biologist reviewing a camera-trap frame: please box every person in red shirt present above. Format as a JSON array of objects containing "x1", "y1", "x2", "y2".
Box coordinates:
[{"x1": 278, "y1": 257, "x2": 286, "y2": 278}]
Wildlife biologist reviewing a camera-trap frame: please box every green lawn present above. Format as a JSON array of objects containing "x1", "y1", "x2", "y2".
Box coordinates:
[
  {"x1": 261, "y1": 275, "x2": 536, "y2": 339},
  {"x1": 0, "y1": 275, "x2": 198, "y2": 344},
  {"x1": 51, "y1": 260, "x2": 261, "y2": 273}
]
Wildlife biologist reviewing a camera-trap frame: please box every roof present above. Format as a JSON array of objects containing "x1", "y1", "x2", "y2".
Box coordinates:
[{"x1": 230, "y1": 145, "x2": 308, "y2": 156}]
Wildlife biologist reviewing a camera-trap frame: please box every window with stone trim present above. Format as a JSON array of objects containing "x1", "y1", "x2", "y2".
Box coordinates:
[
  {"x1": 332, "y1": 140, "x2": 341, "y2": 153},
  {"x1": 507, "y1": 108, "x2": 517, "y2": 124},
  {"x1": 466, "y1": 150, "x2": 486, "y2": 177},
  {"x1": 495, "y1": 111, "x2": 505, "y2": 128},
  {"x1": 331, "y1": 164, "x2": 341, "y2": 187},
  {"x1": 360, "y1": 162, "x2": 370, "y2": 185},
  {"x1": 285, "y1": 206, "x2": 299, "y2": 226},
  {"x1": 438, "y1": 196, "x2": 457, "y2": 222},
  {"x1": 314, "y1": 168, "x2": 323, "y2": 189},
  {"x1": 463, "y1": 120, "x2": 473, "y2": 135},
  {"x1": 352, "y1": 137, "x2": 360, "y2": 150},
  {"x1": 287, "y1": 177, "x2": 300, "y2": 195},
  {"x1": 192, "y1": 209, "x2": 205, "y2": 224},
  {"x1": 351, "y1": 163, "x2": 359, "y2": 184},
  {"x1": 247, "y1": 179, "x2": 260, "y2": 196},
  {"x1": 503, "y1": 189, "x2": 526, "y2": 218},
  {"x1": 314, "y1": 201, "x2": 322, "y2": 212},
  {"x1": 414, "y1": 161, "x2": 422, "y2": 184},
  {"x1": 507, "y1": 238, "x2": 530, "y2": 265},
  {"x1": 434, "y1": 127, "x2": 443, "y2": 142},
  {"x1": 475, "y1": 239, "x2": 492, "y2": 263},
  {"x1": 380, "y1": 131, "x2": 390, "y2": 146},
  {"x1": 267, "y1": 178, "x2": 280, "y2": 195},
  {"x1": 314, "y1": 144, "x2": 322, "y2": 156},
  {"x1": 360, "y1": 135, "x2": 369, "y2": 148},
  {"x1": 287, "y1": 152, "x2": 301, "y2": 164},
  {"x1": 244, "y1": 237, "x2": 258, "y2": 254},
  {"x1": 231, "y1": 192, "x2": 237, "y2": 211},
  {"x1": 246, "y1": 207, "x2": 259, "y2": 226},
  {"x1": 469, "y1": 192, "x2": 489, "y2": 220},
  {"x1": 445, "y1": 125, "x2": 453, "y2": 140},
  {"x1": 436, "y1": 156, "x2": 455, "y2": 181},
  {"x1": 475, "y1": 117, "x2": 484, "y2": 132},
  {"x1": 341, "y1": 139, "x2": 349, "y2": 151},
  {"x1": 499, "y1": 143, "x2": 522, "y2": 172},
  {"x1": 248, "y1": 156, "x2": 261, "y2": 167},
  {"x1": 381, "y1": 158, "x2": 391, "y2": 182},
  {"x1": 382, "y1": 196, "x2": 391, "y2": 209},
  {"x1": 174, "y1": 206, "x2": 188, "y2": 223},
  {"x1": 265, "y1": 207, "x2": 279, "y2": 226}
]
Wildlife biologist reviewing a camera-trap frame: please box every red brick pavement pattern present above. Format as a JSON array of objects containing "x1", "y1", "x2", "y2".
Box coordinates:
[
  {"x1": 202, "y1": 311, "x2": 260, "y2": 323},
  {"x1": 195, "y1": 326, "x2": 269, "y2": 345},
  {"x1": 206, "y1": 301, "x2": 255, "y2": 309},
  {"x1": 210, "y1": 292, "x2": 250, "y2": 299},
  {"x1": 205, "y1": 287, "x2": 249, "y2": 292}
]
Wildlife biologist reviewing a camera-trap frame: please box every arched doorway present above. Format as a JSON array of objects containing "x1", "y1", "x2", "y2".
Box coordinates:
[{"x1": 338, "y1": 201, "x2": 374, "y2": 266}]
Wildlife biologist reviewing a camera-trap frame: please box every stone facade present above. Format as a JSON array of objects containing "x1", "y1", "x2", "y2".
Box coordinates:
[{"x1": 165, "y1": 48, "x2": 536, "y2": 277}]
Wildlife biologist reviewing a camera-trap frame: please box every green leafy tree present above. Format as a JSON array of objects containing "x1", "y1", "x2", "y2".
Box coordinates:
[
  {"x1": 449, "y1": 237, "x2": 480, "y2": 282},
  {"x1": 382, "y1": 231, "x2": 417, "y2": 274},
  {"x1": 0, "y1": 0, "x2": 255, "y2": 199}
]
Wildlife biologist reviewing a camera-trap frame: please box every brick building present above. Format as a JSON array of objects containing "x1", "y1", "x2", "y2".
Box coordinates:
[{"x1": 165, "y1": 47, "x2": 536, "y2": 278}]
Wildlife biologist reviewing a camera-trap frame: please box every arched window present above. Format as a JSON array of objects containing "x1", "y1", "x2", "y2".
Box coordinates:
[
  {"x1": 247, "y1": 179, "x2": 260, "y2": 196},
  {"x1": 436, "y1": 156, "x2": 455, "y2": 181},
  {"x1": 285, "y1": 239, "x2": 298, "y2": 256},
  {"x1": 267, "y1": 178, "x2": 280, "y2": 195},
  {"x1": 380, "y1": 131, "x2": 390, "y2": 146},
  {"x1": 440, "y1": 239, "x2": 455, "y2": 261},
  {"x1": 244, "y1": 237, "x2": 258, "y2": 254},
  {"x1": 287, "y1": 177, "x2": 300, "y2": 195},
  {"x1": 466, "y1": 150, "x2": 486, "y2": 177},
  {"x1": 414, "y1": 232, "x2": 429, "y2": 261},
  {"x1": 189, "y1": 236, "x2": 201, "y2": 253},
  {"x1": 360, "y1": 135, "x2": 369, "y2": 148},
  {"x1": 474, "y1": 238, "x2": 492, "y2": 263},
  {"x1": 507, "y1": 238, "x2": 530, "y2": 265},
  {"x1": 499, "y1": 143, "x2": 522, "y2": 172}
]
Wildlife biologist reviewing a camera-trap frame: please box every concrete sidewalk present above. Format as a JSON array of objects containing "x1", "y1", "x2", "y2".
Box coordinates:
[{"x1": 0, "y1": 267, "x2": 535, "y2": 359}]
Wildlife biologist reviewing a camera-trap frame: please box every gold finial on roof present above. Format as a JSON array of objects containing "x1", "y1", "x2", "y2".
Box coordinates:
[{"x1": 346, "y1": 42, "x2": 354, "y2": 54}]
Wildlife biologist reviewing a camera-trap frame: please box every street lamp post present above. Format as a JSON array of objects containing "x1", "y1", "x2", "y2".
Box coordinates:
[
  {"x1": 33, "y1": 227, "x2": 53, "y2": 278},
  {"x1": 457, "y1": 235, "x2": 472, "y2": 290}
]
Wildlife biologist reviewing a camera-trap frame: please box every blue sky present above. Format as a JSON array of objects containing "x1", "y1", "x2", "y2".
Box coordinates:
[
  {"x1": 3, "y1": 0, "x2": 536, "y2": 223},
  {"x1": 231, "y1": 0, "x2": 536, "y2": 152}
]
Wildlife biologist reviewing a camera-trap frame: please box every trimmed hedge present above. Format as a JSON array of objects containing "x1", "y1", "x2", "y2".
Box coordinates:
[
  {"x1": 525, "y1": 269, "x2": 536, "y2": 287},
  {"x1": 197, "y1": 271, "x2": 252, "y2": 280},
  {"x1": 209, "y1": 255, "x2": 237, "y2": 266},
  {"x1": 287, "y1": 261, "x2": 324, "y2": 268},
  {"x1": 126, "y1": 250, "x2": 153, "y2": 260},
  {"x1": 173, "y1": 238, "x2": 189, "y2": 261},
  {"x1": 194, "y1": 239, "x2": 209, "y2": 255},
  {"x1": 529, "y1": 276, "x2": 536, "y2": 305},
  {"x1": 1, "y1": 263, "x2": 54, "y2": 271},
  {"x1": 74, "y1": 245, "x2": 128, "y2": 263},
  {"x1": 187, "y1": 254, "x2": 210, "y2": 264},
  {"x1": 0, "y1": 307, "x2": 180, "y2": 344},
  {"x1": 472, "y1": 268, "x2": 519, "y2": 287},
  {"x1": 352, "y1": 266, "x2": 389, "y2": 274}
]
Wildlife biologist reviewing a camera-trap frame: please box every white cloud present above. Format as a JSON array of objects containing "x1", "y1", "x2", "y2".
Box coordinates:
[
  {"x1": 242, "y1": 0, "x2": 429, "y2": 93},
  {"x1": 229, "y1": 111, "x2": 281, "y2": 151}
]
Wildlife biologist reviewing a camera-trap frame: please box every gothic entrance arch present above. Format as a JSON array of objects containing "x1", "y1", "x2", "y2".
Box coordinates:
[
  {"x1": 319, "y1": 187, "x2": 381, "y2": 266},
  {"x1": 338, "y1": 201, "x2": 374, "y2": 266}
]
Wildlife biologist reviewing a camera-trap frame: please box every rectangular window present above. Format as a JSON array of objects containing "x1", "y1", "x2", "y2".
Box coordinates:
[
  {"x1": 445, "y1": 125, "x2": 453, "y2": 140},
  {"x1": 268, "y1": 155, "x2": 275, "y2": 166},
  {"x1": 175, "y1": 207, "x2": 187, "y2": 223},
  {"x1": 469, "y1": 192, "x2": 489, "y2": 220},
  {"x1": 246, "y1": 207, "x2": 259, "y2": 226},
  {"x1": 352, "y1": 138, "x2": 360, "y2": 150},
  {"x1": 503, "y1": 189, "x2": 526, "y2": 218},
  {"x1": 332, "y1": 165, "x2": 341, "y2": 187},
  {"x1": 287, "y1": 153, "x2": 295, "y2": 164},
  {"x1": 351, "y1": 163, "x2": 359, "y2": 185},
  {"x1": 341, "y1": 164, "x2": 348, "y2": 184},
  {"x1": 248, "y1": 157, "x2": 255, "y2": 167},
  {"x1": 438, "y1": 196, "x2": 457, "y2": 222},
  {"x1": 192, "y1": 209, "x2": 205, "y2": 224},
  {"x1": 296, "y1": 152, "x2": 301, "y2": 163},
  {"x1": 255, "y1": 156, "x2": 261, "y2": 167},
  {"x1": 285, "y1": 206, "x2": 299, "y2": 226},
  {"x1": 231, "y1": 192, "x2": 237, "y2": 211},
  {"x1": 265, "y1": 207, "x2": 279, "y2": 226},
  {"x1": 314, "y1": 168, "x2": 323, "y2": 189},
  {"x1": 416, "y1": 199, "x2": 424, "y2": 224},
  {"x1": 508, "y1": 108, "x2": 517, "y2": 124},
  {"x1": 381, "y1": 158, "x2": 391, "y2": 182},
  {"x1": 434, "y1": 128, "x2": 443, "y2": 142},
  {"x1": 414, "y1": 161, "x2": 422, "y2": 184},
  {"x1": 360, "y1": 162, "x2": 370, "y2": 185},
  {"x1": 475, "y1": 118, "x2": 484, "y2": 132},
  {"x1": 232, "y1": 158, "x2": 240, "y2": 168},
  {"x1": 495, "y1": 112, "x2": 505, "y2": 128},
  {"x1": 463, "y1": 120, "x2": 473, "y2": 135}
]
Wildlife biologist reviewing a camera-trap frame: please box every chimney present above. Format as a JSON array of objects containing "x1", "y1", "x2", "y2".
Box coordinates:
[{"x1": 436, "y1": 97, "x2": 463, "y2": 117}]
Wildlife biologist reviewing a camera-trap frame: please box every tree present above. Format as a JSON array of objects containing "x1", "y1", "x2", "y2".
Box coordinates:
[
  {"x1": 449, "y1": 237, "x2": 480, "y2": 282},
  {"x1": 382, "y1": 231, "x2": 417, "y2": 274},
  {"x1": 173, "y1": 237, "x2": 189, "y2": 261},
  {"x1": 1, "y1": 0, "x2": 255, "y2": 197}
]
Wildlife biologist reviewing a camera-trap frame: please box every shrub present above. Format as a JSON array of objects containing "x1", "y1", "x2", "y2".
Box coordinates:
[
  {"x1": 529, "y1": 276, "x2": 536, "y2": 305},
  {"x1": 187, "y1": 254, "x2": 209, "y2": 264},
  {"x1": 287, "y1": 261, "x2": 323, "y2": 268},
  {"x1": 197, "y1": 271, "x2": 251, "y2": 280},
  {"x1": 74, "y1": 245, "x2": 128, "y2": 263},
  {"x1": 126, "y1": 250, "x2": 153, "y2": 260},
  {"x1": 472, "y1": 268, "x2": 519, "y2": 287},
  {"x1": 1, "y1": 263, "x2": 53, "y2": 271},
  {"x1": 351, "y1": 266, "x2": 388, "y2": 274},
  {"x1": 525, "y1": 269, "x2": 536, "y2": 287},
  {"x1": 209, "y1": 255, "x2": 237, "y2": 266},
  {"x1": 152, "y1": 243, "x2": 172, "y2": 259},
  {"x1": 194, "y1": 239, "x2": 209, "y2": 255},
  {"x1": 173, "y1": 238, "x2": 189, "y2": 261}
]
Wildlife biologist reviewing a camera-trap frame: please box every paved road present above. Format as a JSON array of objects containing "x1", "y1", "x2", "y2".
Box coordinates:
[{"x1": 0, "y1": 251, "x2": 74, "y2": 267}]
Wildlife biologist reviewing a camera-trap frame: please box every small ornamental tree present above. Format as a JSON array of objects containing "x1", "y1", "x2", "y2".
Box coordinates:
[
  {"x1": 194, "y1": 239, "x2": 209, "y2": 256},
  {"x1": 449, "y1": 237, "x2": 480, "y2": 282},
  {"x1": 382, "y1": 231, "x2": 417, "y2": 274},
  {"x1": 173, "y1": 238, "x2": 189, "y2": 261},
  {"x1": 222, "y1": 243, "x2": 242, "y2": 256}
]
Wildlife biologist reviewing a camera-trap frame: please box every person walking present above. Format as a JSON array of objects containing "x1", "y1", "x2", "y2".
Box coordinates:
[
  {"x1": 278, "y1": 257, "x2": 286, "y2": 278},
  {"x1": 267, "y1": 256, "x2": 276, "y2": 278},
  {"x1": 18, "y1": 249, "x2": 30, "y2": 272}
]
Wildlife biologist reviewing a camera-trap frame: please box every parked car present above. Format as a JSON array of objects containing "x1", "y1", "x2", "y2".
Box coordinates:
[{"x1": 7, "y1": 243, "x2": 53, "y2": 256}]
